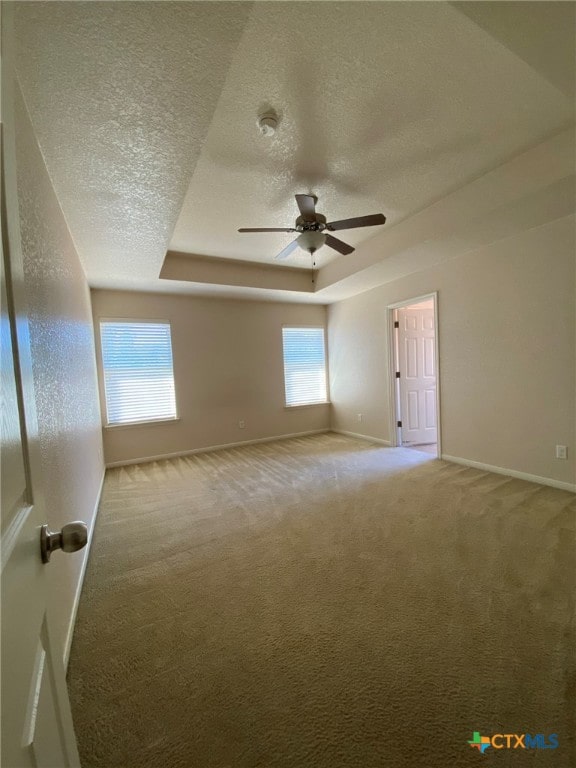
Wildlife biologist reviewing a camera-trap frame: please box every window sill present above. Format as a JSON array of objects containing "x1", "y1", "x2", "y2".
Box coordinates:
[
  {"x1": 284, "y1": 402, "x2": 331, "y2": 410},
  {"x1": 104, "y1": 417, "x2": 181, "y2": 430}
]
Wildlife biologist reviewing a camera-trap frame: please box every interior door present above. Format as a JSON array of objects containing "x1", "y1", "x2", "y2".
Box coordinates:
[
  {"x1": 1, "y1": 24, "x2": 81, "y2": 766},
  {"x1": 397, "y1": 305, "x2": 437, "y2": 445}
]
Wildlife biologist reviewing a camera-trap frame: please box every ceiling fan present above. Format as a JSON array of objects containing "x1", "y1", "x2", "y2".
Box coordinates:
[{"x1": 238, "y1": 194, "x2": 386, "y2": 260}]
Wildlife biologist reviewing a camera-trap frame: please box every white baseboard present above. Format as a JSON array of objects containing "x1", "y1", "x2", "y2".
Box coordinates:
[
  {"x1": 105, "y1": 429, "x2": 330, "y2": 468},
  {"x1": 331, "y1": 429, "x2": 391, "y2": 447},
  {"x1": 441, "y1": 454, "x2": 576, "y2": 493},
  {"x1": 63, "y1": 468, "x2": 105, "y2": 669}
]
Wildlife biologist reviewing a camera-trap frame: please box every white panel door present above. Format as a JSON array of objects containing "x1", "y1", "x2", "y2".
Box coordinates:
[
  {"x1": 1, "y1": 14, "x2": 81, "y2": 766},
  {"x1": 397, "y1": 306, "x2": 437, "y2": 445}
]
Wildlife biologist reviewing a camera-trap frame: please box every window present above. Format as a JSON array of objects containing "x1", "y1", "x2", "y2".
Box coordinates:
[
  {"x1": 100, "y1": 321, "x2": 177, "y2": 426},
  {"x1": 282, "y1": 327, "x2": 328, "y2": 407}
]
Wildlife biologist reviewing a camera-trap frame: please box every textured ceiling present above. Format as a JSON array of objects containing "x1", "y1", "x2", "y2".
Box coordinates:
[
  {"x1": 13, "y1": 2, "x2": 253, "y2": 283},
  {"x1": 451, "y1": 1, "x2": 576, "y2": 98},
  {"x1": 170, "y1": 1, "x2": 574, "y2": 271},
  {"x1": 12, "y1": 1, "x2": 576, "y2": 302}
]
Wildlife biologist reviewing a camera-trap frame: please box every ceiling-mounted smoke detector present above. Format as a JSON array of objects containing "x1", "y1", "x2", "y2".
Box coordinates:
[{"x1": 257, "y1": 110, "x2": 278, "y2": 137}]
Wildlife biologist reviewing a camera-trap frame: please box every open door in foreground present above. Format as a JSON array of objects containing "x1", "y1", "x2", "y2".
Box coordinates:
[{"x1": 1, "y1": 10, "x2": 82, "y2": 765}]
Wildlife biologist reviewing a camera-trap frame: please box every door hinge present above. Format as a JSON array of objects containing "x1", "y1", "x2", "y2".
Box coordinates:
[
  {"x1": 395, "y1": 371, "x2": 401, "y2": 378},
  {"x1": 394, "y1": 320, "x2": 399, "y2": 328},
  {"x1": 397, "y1": 420, "x2": 402, "y2": 428}
]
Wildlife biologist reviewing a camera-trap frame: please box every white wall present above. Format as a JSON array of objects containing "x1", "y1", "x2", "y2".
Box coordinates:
[
  {"x1": 91, "y1": 290, "x2": 329, "y2": 465},
  {"x1": 14, "y1": 83, "x2": 105, "y2": 661},
  {"x1": 328, "y1": 215, "x2": 575, "y2": 488}
]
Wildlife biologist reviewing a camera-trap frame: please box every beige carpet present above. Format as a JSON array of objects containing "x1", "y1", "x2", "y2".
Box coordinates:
[{"x1": 68, "y1": 433, "x2": 575, "y2": 767}]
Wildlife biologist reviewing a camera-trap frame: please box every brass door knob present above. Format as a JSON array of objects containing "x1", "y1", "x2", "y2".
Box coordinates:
[{"x1": 40, "y1": 521, "x2": 88, "y2": 563}]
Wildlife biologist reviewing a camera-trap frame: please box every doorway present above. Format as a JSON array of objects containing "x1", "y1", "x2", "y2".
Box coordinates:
[{"x1": 388, "y1": 293, "x2": 441, "y2": 458}]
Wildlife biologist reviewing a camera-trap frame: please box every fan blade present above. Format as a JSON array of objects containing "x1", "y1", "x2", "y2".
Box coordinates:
[
  {"x1": 295, "y1": 194, "x2": 317, "y2": 222},
  {"x1": 238, "y1": 227, "x2": 296, "y2": 233},
  {"x1": 325, "y1": 234, "x2": 354, "y2": 255},
  {"x1": 275, "y1": 239, "x2": 300, "y2": 261},
  {"x1": 327, "y1": 213, "x2": 386, "y2": 231}
]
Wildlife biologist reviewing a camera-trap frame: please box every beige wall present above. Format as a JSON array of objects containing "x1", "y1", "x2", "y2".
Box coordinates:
[
  {"x1": 91, "y1": 291, "x2": 329, "y2": 465},
  {"x1": 328, "y1": 215, "x2": 575, "y2": 487},
  {"x1": 14, "y1": 84, "x2": 105, "y2": 661}
]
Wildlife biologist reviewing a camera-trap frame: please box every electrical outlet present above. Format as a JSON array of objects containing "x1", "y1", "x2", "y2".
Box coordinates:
[
  {"x1": 357, "y1": 413, "x2": 363, "y2": 423},
  {"x1": 238, "y1": 420, "x2": 245, "y2": 429},
  {"x1": 555, "y1": 445, "x2": 567, "y2": 460}
]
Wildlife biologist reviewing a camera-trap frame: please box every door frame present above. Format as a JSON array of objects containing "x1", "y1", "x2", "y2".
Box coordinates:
[{"x1": 386, "y1": 291, "x2": 442, "y2": 457}]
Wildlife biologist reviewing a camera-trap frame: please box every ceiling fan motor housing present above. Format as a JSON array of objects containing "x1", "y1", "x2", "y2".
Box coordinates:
[{"x1": 295, "y1": 213, "x2": 326, "y2": 232}]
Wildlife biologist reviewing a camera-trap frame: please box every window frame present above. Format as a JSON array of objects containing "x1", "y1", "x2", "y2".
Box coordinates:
[
  {"x1": 281, "y1": 324, "x2": 330, "y2": 409},
  {"x1": 97, "y1": 317, "x2": 179, "y2": 428}
]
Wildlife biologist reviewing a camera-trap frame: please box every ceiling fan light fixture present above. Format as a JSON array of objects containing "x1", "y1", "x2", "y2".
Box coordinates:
[{"x1": 297, "y1": 231, "x2": 326, "y2": 253}]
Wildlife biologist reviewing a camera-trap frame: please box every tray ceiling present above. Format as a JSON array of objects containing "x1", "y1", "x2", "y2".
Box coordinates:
[{"x1": 12, "y1": 1, "x2": 575, "y2": 303}]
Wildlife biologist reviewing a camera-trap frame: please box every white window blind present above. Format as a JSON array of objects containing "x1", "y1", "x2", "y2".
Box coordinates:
[
  {"x1": 100, "y1": 322, "x2": 177, "y2": 425},
  {"x1": 282, "y1": 327, "x2": 328, "y2": 407}
]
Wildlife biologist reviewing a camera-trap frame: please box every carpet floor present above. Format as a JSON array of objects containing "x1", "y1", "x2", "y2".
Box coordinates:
[{"x1": 68, "y1": 433, "x2": 575, "y2": 767}]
